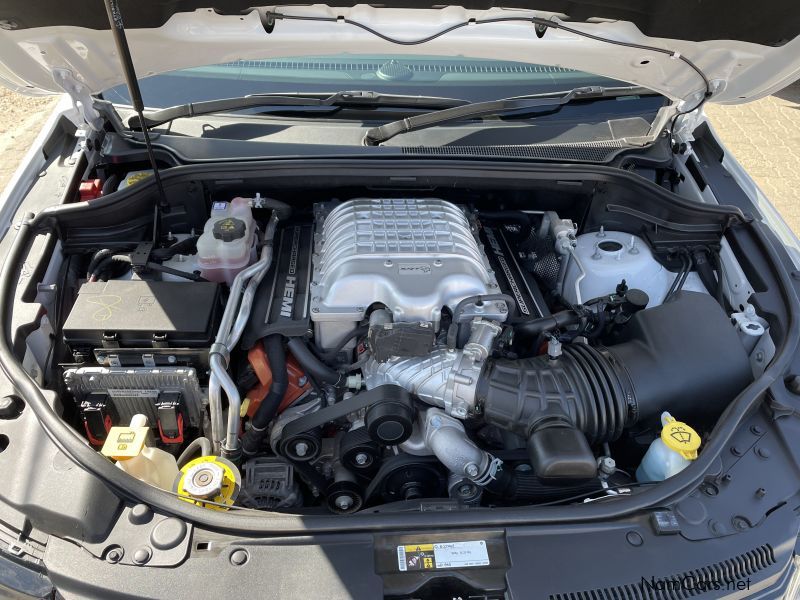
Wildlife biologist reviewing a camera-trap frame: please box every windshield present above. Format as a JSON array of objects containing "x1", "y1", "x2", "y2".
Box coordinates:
[
  {"x1": 104, "y1": 54, "x2": 632, "y2": 108},
  {"x1": 103, "y1": 54, "x2": 665, "y2": 148}
]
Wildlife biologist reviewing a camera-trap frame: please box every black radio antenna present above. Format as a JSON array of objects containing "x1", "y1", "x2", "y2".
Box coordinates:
[{"x1": 102, "y1": 0, "x2": 169, "y2": 242}]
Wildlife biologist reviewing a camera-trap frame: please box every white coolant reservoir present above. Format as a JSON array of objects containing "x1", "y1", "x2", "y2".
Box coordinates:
[
  {"x1": 101, "y1": 414, "x2": 179, "y2": 491},
  {"x1": 636, "y1": 412, "x2": 701, "y2": 483},
  {"x1": 196, "y1": 197, "x2": 255, "y2": 285}
]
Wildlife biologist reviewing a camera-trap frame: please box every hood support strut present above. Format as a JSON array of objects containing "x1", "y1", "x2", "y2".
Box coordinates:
[{"x1": 102, "y1": 0, "x2": 169, "y2": 236}]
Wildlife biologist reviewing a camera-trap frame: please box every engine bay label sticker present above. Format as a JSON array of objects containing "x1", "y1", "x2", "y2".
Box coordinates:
[
  {"x1": 106, "y1": 388, "x2": 159, "y2": 398},
  {"x1": 397, "y1": 540, "x2": 489, "y2": 571}
]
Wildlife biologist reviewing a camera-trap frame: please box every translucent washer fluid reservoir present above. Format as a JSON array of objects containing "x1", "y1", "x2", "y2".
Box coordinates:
[
  {"x1": 636, "y1": 412, "x2": 701, "y2": 482},
  {"x1": 100, "y1": 414, "x2": 180, "y2": 491},
  {"x1": 196, "y1": 197, "x2": 256, "y2": 285}
]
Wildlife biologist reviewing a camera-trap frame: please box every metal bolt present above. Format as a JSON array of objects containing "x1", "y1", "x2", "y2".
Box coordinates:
[
  {"x1": 755, "y1": 487, "x2": 766, "y2": 499},
  {"x1": 312, "y1": 307, "x2": 320, "y2": 313},
  {"x1": 294, "y1": 442, "x2": 309, "y2": 457},
  {"x1": 433, "y1": 259, "x2": 443, "y2": 267},
  {"x1": 599, "y1": 456, "x2": 616, "y2": 475},
  {"x1": 335, "y1": 495, "x2": 353, "y2": 511},
  {"x1": 750, "y1": 425, "x2": 764, "y2": 435},
  {"x1": 355, "y1": 453, "x2": 369, "y2": 466},
  {"x1": 756, "y1": 446, "x2": 771, "y2": 459},
  {"x1": 465, "y1": 463, "x2": 480, "y2": 478},
  {"x1": 458, "y1": 484, "x2": 474, "y2": 498},
  {"x1": 430, "y1": 416, "x2": 442, "y2": 429},
  {"x1": 730, "y1": 445, "x2": 743, "y2": 457},
  {"x1": 384, "y1": 260, "x2": 393, "y2": 267}
]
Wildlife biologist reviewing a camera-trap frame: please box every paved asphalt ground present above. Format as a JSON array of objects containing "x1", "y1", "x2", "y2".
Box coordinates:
[{"x1": 1, "y1": 83, "x2": 799, "y2": 232}]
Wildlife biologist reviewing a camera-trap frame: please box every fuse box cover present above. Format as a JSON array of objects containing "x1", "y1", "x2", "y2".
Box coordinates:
[{"x1": 63, "y1": 280, "x2": 220, "y2": 349}]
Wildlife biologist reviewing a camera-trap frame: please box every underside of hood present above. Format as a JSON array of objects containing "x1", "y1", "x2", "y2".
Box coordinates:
[{"x1": 0, "y1": 2, "x2": 798, "y2": 105}]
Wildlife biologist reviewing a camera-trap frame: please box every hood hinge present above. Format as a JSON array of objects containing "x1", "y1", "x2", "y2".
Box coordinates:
[{"x1": 52, "y1": 68, "x2": 105, "y2": 131}]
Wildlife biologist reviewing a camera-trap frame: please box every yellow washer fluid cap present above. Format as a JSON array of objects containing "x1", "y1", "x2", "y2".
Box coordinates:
[
  {"x1": 101, "y1": 423, "x2": 149, "y2": 460},
  {"x1": 660, "y1": 413, "x2": 701, "y2": 460},
  {"x1": 174, "y1": 456, "x2": 241, "y2": 511},
  {"x1": 118, "y1": 170, "x2": 153, "y2": 190}
]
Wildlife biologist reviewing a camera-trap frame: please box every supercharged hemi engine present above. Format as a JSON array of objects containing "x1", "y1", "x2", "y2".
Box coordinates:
[{"x1": 51, "y1": 192, "x2": 763, "y2": 513}]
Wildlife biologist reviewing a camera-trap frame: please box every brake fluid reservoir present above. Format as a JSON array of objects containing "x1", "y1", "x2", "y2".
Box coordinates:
[
  {"x1": 101, "y1": 414, "x2": 179, "y2": 491},
  {"x1": 196, "y1": 198, "x2": 255, "y2": 285},
  {"x1": 636, "y1": 412, "x2": 701, "y2": 482}
]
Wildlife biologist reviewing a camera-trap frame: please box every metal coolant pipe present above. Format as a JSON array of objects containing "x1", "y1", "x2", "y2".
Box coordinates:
[{"x1": 208, "y1": 214, "x2": 280, "y2": 456}]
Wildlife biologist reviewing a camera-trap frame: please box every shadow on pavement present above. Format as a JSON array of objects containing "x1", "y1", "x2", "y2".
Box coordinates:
[{"x1": 773, "y1": 81, "x2": 800, "y2": 106}]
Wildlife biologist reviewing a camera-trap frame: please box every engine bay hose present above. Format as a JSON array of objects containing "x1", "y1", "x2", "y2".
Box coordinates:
[
  {"x1": 241, "y1": 335, "x2": 288, "y2": 456},
  {"x1": 512, "y1": 309, "x2": 581, "y2": 339},
  {"x1": 287, "y1": 337, "x2": 345, "y2": 386}
]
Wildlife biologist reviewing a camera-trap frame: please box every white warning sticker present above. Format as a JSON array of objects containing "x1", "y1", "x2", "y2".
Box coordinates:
[{"x1": 397, "y1": 540, "x2": 489, "y2": 571}]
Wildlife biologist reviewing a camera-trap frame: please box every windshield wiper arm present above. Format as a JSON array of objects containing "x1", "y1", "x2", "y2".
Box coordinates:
[
  {"x1": 128, "y1": 91, "x2": 469, "y2": 129},
  {"x1": 363, "y1": 86, "x2": 650, "y2": 146}
]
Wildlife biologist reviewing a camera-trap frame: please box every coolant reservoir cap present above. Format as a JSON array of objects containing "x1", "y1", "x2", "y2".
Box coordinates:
[
  {"x1": 212, "y1": 217, "x2": 247, "y2": 242},
  {"x1": 660, "y1": 414, "x2": 701, "y2": 460},
  {"x1": 174, "y1": 456, "x2": 241, "y2": 510}
]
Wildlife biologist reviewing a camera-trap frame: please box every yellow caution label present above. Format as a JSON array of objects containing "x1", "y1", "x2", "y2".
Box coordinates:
[
  {"x1": 397, "y1": 541, "x2": 489, "y2": 572},
  {"x1": 100, "y1": 425, "x2": 149, "y2": 460}
]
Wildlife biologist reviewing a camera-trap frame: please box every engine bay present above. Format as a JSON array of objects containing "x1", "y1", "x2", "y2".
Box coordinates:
[{"x1": 26, "y1": 167, "x2": 772, "y2": 515}]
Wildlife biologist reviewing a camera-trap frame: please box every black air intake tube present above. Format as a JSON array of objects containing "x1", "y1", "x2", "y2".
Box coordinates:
[{"x1": 478, "y1": 292, "x2": 753, "y2": 478}]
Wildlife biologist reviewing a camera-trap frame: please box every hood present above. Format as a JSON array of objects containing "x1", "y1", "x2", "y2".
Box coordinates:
[{"x1": 0, "y1": 2, "x2": 799, "y2": 106}]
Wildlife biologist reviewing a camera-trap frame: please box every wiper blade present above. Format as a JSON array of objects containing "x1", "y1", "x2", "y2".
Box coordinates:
[
  {"x1": 363, "y1": 86, "x2": 651, "y2": 146},
  {"x1": 128, "y1": 91, "x2": 469, "y2": 129}
]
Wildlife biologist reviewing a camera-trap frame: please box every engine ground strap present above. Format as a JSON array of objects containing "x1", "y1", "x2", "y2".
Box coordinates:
[{"x1": 281, "y1": 384, "x2": 410, "y2": 441}]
